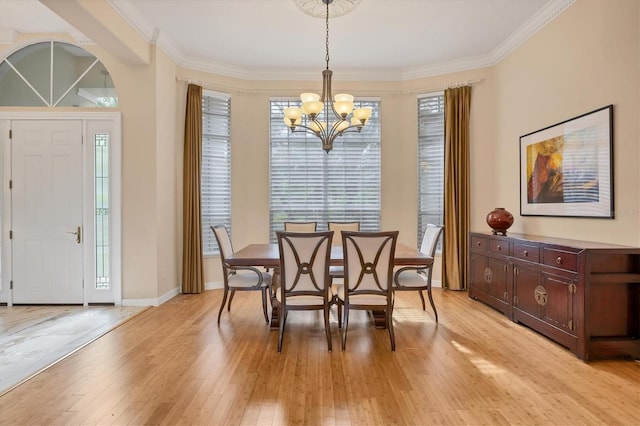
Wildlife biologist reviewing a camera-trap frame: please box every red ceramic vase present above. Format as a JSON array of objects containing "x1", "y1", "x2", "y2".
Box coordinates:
[{"x1": 486, "y1": 207, "x2": 514, "y2": 236}]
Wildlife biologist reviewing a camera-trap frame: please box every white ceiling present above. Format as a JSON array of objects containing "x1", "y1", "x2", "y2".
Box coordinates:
[{"x1": 0, "y1": 0, "x2": 575, "y2": 80}]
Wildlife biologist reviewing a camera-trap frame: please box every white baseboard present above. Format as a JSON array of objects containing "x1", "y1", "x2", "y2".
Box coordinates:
[
  {"x1": 122, "y1": 286, "x2": 180, "y2": 307},
  {"x1": 431, "y1": 280, "x2": 442, "y2": 288}
]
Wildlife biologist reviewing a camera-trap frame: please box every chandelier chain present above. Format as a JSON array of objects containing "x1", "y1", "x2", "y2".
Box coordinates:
[{"x1": 325, "y1": 1, "x2": 330, "y2": 70}]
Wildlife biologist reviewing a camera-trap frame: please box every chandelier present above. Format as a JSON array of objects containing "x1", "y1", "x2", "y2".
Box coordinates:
[{"x1": 284, "y1": 0, "x2": 371, "y2": 153}]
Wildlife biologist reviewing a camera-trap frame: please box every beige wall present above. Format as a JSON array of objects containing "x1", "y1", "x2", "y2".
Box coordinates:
[
  {"x1": 2, "y1": 0, "x2": 638, "y2": 299},
  {"x1": 154, "y1": 47, "x2": 181, "y2": 297},
  {"x1": 493, "y1": 0, "x2": 639, "y2": 245}
]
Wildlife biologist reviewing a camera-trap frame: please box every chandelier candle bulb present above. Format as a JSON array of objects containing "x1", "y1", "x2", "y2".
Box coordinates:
[
  {"x1": 335, "y1": 120, "x2": 349, "y2": 132},
  {"x1": 300, "y1": 92, "x2": 320, "y2": 103},
  {"x1": 310, "y1": 121, "x2": 326, "y2": 133},
  {"x1": 334, "y1": 93, "x2": 354, "y2": 102},
  {"x1": 334, "y1": 101, "x2": 354, "y2": 117},
  {"x1": 302, "y1": 100, "x2": 324, "y2": 117},
  {"x1": 284, "y1": 107, "x2": 302, "y2": 120},
  {"x1": 353, "y1": 107, "x2": 371, "y2": 121}
]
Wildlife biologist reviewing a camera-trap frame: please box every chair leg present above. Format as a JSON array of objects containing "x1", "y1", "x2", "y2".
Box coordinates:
[
  {"x1": 217, "y1": 287, "x2": 229, "y2": 324},
  {"x1": 427, "y1": 285, "x2": 438, "y2": 322},
  {"x1": 341, "y1": 306, "x2": 349, "y2": 351},
  {"x1": 337, "y1": 300, "x2": 342, "y2": 329},
  {"x1": 324, "y1": 305, "x2": 332, "y2": 352},
  {"x1": 261, "y1": 288, "x2": 269, "y2": 324},
  {"x1": 278, "y1": 307, "x2": 287, "y2": 353},
  {"x1": 227, "y1": 290, "x2": 236, "y2": 311},
  {"x1": 418, "y1": 290, "x2": 426, "y2": 311},
  {"x1": 387, "y1": 308, "x2": 396, "y2": 351}
]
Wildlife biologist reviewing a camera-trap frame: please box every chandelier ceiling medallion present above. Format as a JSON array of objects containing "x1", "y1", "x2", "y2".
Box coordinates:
[{"x1": 285, "y1": 0, "x2": 371, "y2": 153}]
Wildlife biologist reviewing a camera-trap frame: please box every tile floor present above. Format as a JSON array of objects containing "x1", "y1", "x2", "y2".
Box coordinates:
[{"x1": 0, "y1": 305, "x2": 146, "y2": 395}]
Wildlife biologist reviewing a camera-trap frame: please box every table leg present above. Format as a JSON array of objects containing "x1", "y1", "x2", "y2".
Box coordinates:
[
  {"x1": 370, "y1": 309, "x2": 387, "y2": 328},
  {"x1": 269, "y1": 268, "x2": 280, "y2": 329}
]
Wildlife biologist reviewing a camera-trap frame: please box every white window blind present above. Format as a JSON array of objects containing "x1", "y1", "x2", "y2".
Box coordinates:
[
  {"x1": 201, "y1": 91, "x2": 231, "y2": 255},
  {"x1": 418, "y1": 93, "x2": 445, "y2": 244},
  {"x1": 269, "y1": 99, "x2": 381, "y2": 242}
]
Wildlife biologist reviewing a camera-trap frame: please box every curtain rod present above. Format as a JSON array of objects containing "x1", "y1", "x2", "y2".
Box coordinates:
[{"x1": 175, "y1": 76, "x2": 483, "y2": 96}]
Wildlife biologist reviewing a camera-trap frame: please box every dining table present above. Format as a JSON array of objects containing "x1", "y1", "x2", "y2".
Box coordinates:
[{"x1": 225, "y1": 242, "x2": 433, "y2": 328}]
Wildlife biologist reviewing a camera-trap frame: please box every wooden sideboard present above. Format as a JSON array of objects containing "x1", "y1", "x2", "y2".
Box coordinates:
[{"x1": 469, "y1": 232, "x2": 640, "y2": 361}]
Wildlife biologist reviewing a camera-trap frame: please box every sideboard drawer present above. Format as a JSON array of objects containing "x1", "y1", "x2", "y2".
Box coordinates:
[
  {"x1": 513, "y1": 243, "x2": 540, "y2": 263},
  {"x1": 489, "y1": 239, "x2": 510, "y2": 255},
  {"x1": 542, "y1": 248, "x2": 579, "y2": 271},
  {"x1": 471, "y1": 235, "x2": 489, "y2": 251}
]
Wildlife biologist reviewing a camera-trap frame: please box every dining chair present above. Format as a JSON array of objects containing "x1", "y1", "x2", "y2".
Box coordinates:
[
  {"x1": 211, "y1": 225, "x2": 272, "y2": 324},
  {"x1": 327, "y1": 221, "x2": 360, "y2": 247},
  {"x1": 393, "y1": 224, "x2": 444, "y2": 321},
  {"x1": 276, "y1": 230, "x2": 334, "y2": 352},
  {"x1": 335, "y1": 230, "x2": 398, "y2": 351},
  {"x1": 284, "y1": 221, "x2": 317, "y2": 232}
]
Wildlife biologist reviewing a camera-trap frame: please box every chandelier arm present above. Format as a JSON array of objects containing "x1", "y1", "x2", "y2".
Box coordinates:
[
  {"x1": 334, "y1": 123, "x2": 364, "y2": 136},
  {"x1": 289, "y1": 123, "x2": 319, "y2": 134}
]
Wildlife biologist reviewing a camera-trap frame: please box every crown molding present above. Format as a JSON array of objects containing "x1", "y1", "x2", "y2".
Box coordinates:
[
  {"x1": 108, "y1": 0, "x2": 156, "y2": 43},
  {"x1": 401, "y1": 55, "x2": 495, "y2": 81},
  {"x1": 110, "y1": 0, "x2": 576, "y2": 82},
  {"x1": 490, "y1": 0, "x2": 576, "y2": 64}
]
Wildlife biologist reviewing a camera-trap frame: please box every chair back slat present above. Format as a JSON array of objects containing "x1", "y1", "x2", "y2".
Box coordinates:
[
  {"x1": 328, "y1": 221, "x2": 360, "y2": 247},
  {"x1": 277, "y1": 231, "x2": 333, "y2": 295},
  {"x1": 420, "y1": 224, "x2": 444, "y2": 256},
  {"x1": 343, "y1": 231, "x2": 398, "y2": 295},
  {"x1": 211, "y1": 225, "x2": 233, "y2": 261},
  {"x1": 284, "y1": 222, "x2": 317, "y2": 232}
]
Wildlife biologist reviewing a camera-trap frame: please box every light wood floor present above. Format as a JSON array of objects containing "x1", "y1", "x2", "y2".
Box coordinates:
[{"x1": 0, "y1": 289, "x2": 638, "y2": 425}]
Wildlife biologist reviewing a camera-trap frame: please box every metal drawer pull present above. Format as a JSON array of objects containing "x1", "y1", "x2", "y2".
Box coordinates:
[
  {"x1": 477, "y1": 241, "x2": 481, "y2": 246},
  {"x1": 523, "y1": 250, "x2": 528, "y2": 256},
  {"x1": 496, "y1": 245, "x2": 501, "y2": 250},
  {"x1": 556, "y1": 256, "x2": 562, "y2": 264}
]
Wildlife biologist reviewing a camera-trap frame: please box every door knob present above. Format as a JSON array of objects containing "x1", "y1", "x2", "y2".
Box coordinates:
[{"x1": 67, "y1": 226, "x2": 81, "y2": 244}]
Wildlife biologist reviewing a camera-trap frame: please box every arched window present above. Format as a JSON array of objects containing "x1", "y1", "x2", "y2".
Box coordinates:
[{"x1": 0, "y1": 41, "x2": 117, "y2": 107}]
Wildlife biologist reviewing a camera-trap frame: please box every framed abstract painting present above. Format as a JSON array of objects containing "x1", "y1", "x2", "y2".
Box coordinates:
[{"x1": 520, "y1": 105, "x2": 614, "y2": 218}]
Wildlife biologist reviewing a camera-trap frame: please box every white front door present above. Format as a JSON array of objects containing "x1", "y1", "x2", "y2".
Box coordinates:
[{"x1": 11, "y1": 120, "x2": 84, "y2": 303}]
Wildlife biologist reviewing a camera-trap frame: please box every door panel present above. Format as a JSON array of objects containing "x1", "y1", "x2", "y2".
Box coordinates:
[{"x1": 12, "y1": 120, "x2": 83, "y2": 304}]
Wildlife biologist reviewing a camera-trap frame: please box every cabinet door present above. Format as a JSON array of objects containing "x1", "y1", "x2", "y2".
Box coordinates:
[
  {"x1": 487, "y1": 257, "x2": 510, "y2": 314},
  {"x1": 540, "y1": 272, "x2": 577, "y2": 336},
  {"x1": 513, "y1": 263, "x2": 542, "y2": 318},
  {"x1": 469, "y1": 253, "x2": 490, "y2": 296},
  {"x1": 514, "y1": 265, "x2": 577, "y2": 337},
  {"x1": 469, "y1": 252, "x2": 511, "y2": 315}
]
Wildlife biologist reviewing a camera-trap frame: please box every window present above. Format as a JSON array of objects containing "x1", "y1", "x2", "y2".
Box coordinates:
[
  {"x1": 95, "y1": 133, "x2": 110, "y2": 289},
  {"x1": 418, "y1": 93, "x2": 445, "y2": 244},
  {"x1": 201, "y1": 91, "x2": 231, "y2": 255},
  {"x1": 0, "y1": 41, "x2": 117, "y2": 107},
  {"x1": 269, "y1": 99, "x2": 381, "y2": 241}
]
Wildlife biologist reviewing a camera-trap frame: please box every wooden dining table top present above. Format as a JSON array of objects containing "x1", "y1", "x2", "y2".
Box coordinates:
[{"x1": 225, "y1": 243, "x2": 433, "y2": 268}]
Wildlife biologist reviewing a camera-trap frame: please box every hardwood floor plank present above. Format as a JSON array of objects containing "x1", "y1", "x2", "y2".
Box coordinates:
[{"x1": 0, "y1": 289, "x2": 638, "y2": 425}]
